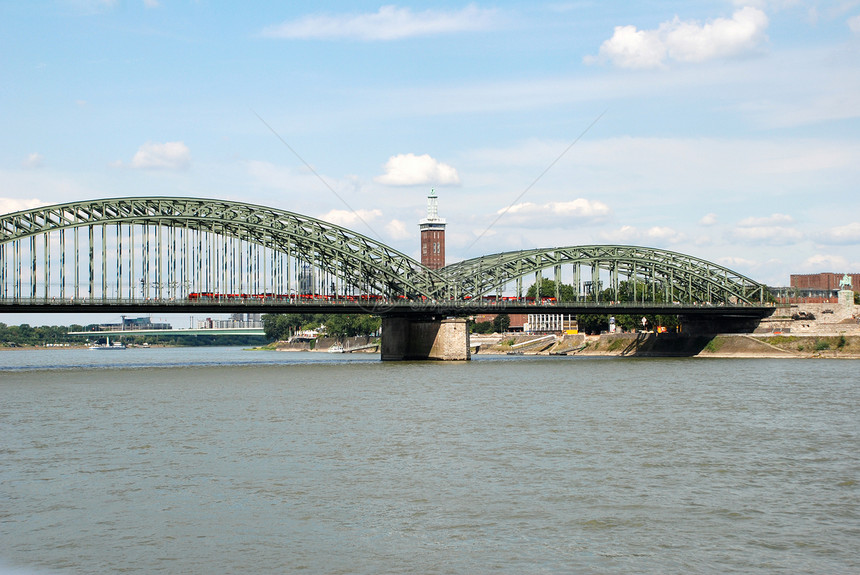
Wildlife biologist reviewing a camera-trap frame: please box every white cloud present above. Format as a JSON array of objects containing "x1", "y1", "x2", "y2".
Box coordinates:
[
  {"x1": 849, "y1": 14, "x2": 860, "y2": 33},
  {"x1": 319, "y1": 208, "x2": 382, "y2": 228},
  {"x1": 0, "y1": 167, "x2": 104, "y2": 207},
  {"x1": 143, "y1": 0, "x2": 160, "y2": 8},
  {"x1": 262, "y1": 4, "x2": 498, "y2": 41},
  {"x1": 0, "y1": 197, "x2": 47, "y2": 215},
  {"x1": 22, "y1": 153, "x2": 44, "y2": 169},
  {"x1": 802, "y1": 253, "x2": 850, "y2": 270},
  {"x1": 731, "y1": 219, "x2": 803, "y2": 244},
  {"x1": 493, "y1": 199, "x2": 610, "y2": 229},
  {"x1": 352, "y1": 47, "x2": 859, "y2": 127},
  {"x1": 598, "y1": 224, "x2": 685, "y2": 245},
  {"x1": 646, "y1": 226, "x2": 684, "y2": 241},
  {"x1": 817, "y1": 222, "x2": 860, "y2": 245},
  {"x1": 124, "y1": 141, "x2": 191, "y2": 170},
  {"x1": 385, "y1": 219, "x2": 411, "y2": 240},
  {"x1": 737, "y1": 213, "x2": 794, "y2": 227},
  {"x1": 587, "y1": 25, "x2": 666, "y2": 69},
  {"x1": 718, "y1": 255, "x2": 759, "y2": 269},
  {"x1": 374, "y1": 153, "x2": 460, "y2": 186},
  {"x1": 501, "y1": 198, "x2": 610, "y2": 220},
  {"x1": 605, "y1": 225, "x2": 640, "y2": 243},
  {"x1": 589, "y1": 7, "x2": 768, "y2": 69},
  {"x1": 666, "y1": 7, "x2": 769, "y2": 62},
  {"x1": 700, "y1": 213, "x2": 718, "y2": 226}
]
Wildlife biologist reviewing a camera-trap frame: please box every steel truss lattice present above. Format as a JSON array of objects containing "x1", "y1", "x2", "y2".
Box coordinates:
[
  {"x1": 0, "y1": 197, "x2": 447, "y2": 300},
  {"x1": 441, "y1": 245, "x2": 767, "y2": 304},
  {"x1": 1, "y1": 198, "x2": 768, "y2": 305}
]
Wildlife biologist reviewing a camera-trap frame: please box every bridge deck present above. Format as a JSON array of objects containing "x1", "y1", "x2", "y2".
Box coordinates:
[
  {"x1": 0, "y1": 297, "x2": 777, "y2": 318},
  {"x1": 67, "y1": 327, "x2": 265, "y2": 337}
]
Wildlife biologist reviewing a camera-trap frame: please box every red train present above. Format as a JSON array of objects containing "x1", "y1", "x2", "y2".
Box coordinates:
[
  {"x1": 187, "y1": 293, "x2": 557, "y2": 304},
  {"x1": 187, "y1": 292, "x2": 390, "y2": 302}
]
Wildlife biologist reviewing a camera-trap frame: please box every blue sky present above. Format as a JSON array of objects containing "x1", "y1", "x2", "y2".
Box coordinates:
[{"x1": 2, "y1": 0, "x2": 860, "y2": 325}]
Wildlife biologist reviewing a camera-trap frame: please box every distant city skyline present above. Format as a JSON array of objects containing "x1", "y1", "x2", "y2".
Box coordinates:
[{"x1": 2, "y1": 1, "x2": 860, "y2": 325}]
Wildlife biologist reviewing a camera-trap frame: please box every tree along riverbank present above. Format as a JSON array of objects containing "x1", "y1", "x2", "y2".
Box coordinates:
[{"x1": 0, "y1": 322, "x2": 266, "y2": 348}]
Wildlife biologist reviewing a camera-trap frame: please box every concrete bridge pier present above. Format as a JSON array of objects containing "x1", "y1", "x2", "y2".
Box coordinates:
[{"x1": 381, "y1": 316, "x2": 471, "y2": 361}]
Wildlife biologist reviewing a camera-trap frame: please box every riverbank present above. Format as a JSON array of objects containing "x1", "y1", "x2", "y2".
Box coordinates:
[
  {"x1": 261, "y1": 335, "x2": 380, "y2": 353},
  {"x1": 7, "y1": 333, "x2": 858, "y2": 359},
  {"x1": 473, "y1": 333, "x2": 860, "y2": 359},
  {"x1": 257, "y1": 332, "x2": 860, "y2": 359}
]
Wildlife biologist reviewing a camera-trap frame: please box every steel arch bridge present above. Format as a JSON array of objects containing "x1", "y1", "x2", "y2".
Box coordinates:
[
  {"x1": 0, "y1": 196, "x2": 448, "y2": 303},
  {"x1": 445, "y1": 245, "x2": 768, "y2": 304},
  {"x1": 0, "y1": 196, "x2": 769, "y2": 312}
]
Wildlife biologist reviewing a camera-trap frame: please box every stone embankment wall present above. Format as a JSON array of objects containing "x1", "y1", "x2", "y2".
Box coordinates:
[
  {"x1": 577, "y1": 333, "x2": 860, "y2": 358},
  {"x1": 758, "y1": 300, "x2": 860, "y2": 336},
  {"x1": 273, "y1": 335, "x2": 378, "y2": 352},
  {"x1": 476, "y1": 331, "x2": 860, "y2": 358}
]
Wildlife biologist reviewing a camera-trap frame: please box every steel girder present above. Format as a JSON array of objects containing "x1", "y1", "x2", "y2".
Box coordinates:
[
  {"x1": 440, "y1": 245, "x2": 767, "y2": 304},
  {"x1": 0, "y1": 197, "x2": 447, "y2": 298}
]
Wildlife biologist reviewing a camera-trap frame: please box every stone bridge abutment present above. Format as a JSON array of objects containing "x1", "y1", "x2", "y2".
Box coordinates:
[{"x1": 380, "y1": 316, "x2": 470, "y2": 361}]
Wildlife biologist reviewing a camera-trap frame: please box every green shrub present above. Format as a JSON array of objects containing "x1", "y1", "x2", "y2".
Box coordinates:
[
  {"x1": 704, "y1": 337, "x2": 723, "y2": 353},
  {"x1": 607, "y1": 338, "x2": 625, "y2": 351},
  {"x1": 470, "y1": 321, "x2": 494, "y2": 334}
]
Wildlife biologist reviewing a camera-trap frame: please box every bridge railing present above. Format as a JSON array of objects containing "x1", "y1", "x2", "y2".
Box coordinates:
[{"x1": 0, "y1": 295, "x2": 777, "y2": 314}]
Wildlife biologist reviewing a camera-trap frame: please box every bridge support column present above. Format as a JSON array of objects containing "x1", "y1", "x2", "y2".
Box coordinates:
[{"x1": 381, "y1": 316, "x2": 471, "y2": 361}]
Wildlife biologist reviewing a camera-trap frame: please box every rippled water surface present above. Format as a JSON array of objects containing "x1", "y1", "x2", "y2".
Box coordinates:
[{"x1": 1, "y1": 348, "x2": 858, "y2": 574}]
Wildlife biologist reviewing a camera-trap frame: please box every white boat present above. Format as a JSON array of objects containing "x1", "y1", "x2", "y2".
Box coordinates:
[
  {"x1": 327, "y1": 343, "x2": 344, "y2": 353},
  {"x1": 89, "y1": 337, "x2": 126, "y2": 350}
]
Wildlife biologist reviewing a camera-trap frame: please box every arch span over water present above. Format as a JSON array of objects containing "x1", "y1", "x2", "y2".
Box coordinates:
[
  {"x1": 0, "y1": 197, "x2": 768, "y2": 305},
  {"x1": 444, "y1": 245, "x2": 768, "y2": 304},
  {"x1": 0, "y1": 197, "x2": 447, "y2": 301}
]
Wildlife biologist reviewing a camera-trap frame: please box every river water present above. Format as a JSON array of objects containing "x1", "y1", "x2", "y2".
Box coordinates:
[{"x1": 1, "y1": 348, "x2": 857, "y2": 574}]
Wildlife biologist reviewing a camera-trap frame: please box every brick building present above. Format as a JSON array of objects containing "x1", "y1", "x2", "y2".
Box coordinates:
[
  {"x1": 791, "y1": 272, "x2": 860, "y2": 292},
  {"x1": 474, "y1": 313, "x2": 528, "y2": 331},
  {"x1": 773, "y1": 272, "x2": 860, "y2": 304},
  {"x1": 419, "y1": 189, "x2": 446, "y2": 270}
]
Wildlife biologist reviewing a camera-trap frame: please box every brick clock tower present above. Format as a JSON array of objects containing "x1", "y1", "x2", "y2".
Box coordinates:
[{"x1": 419, "y1": 189, "x2": 446, "y2": 270}]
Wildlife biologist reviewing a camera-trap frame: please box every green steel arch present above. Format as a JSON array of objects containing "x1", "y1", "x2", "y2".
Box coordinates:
[
  {"x1": 441, "y1": 245, "x2": 768, "y2": 304},
  {"x1": 0, "y1": 197, "x2": 769, "y2": 306},
  {"x1": 0, "y1": 196, "x2": 447, "y2": 299}
]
